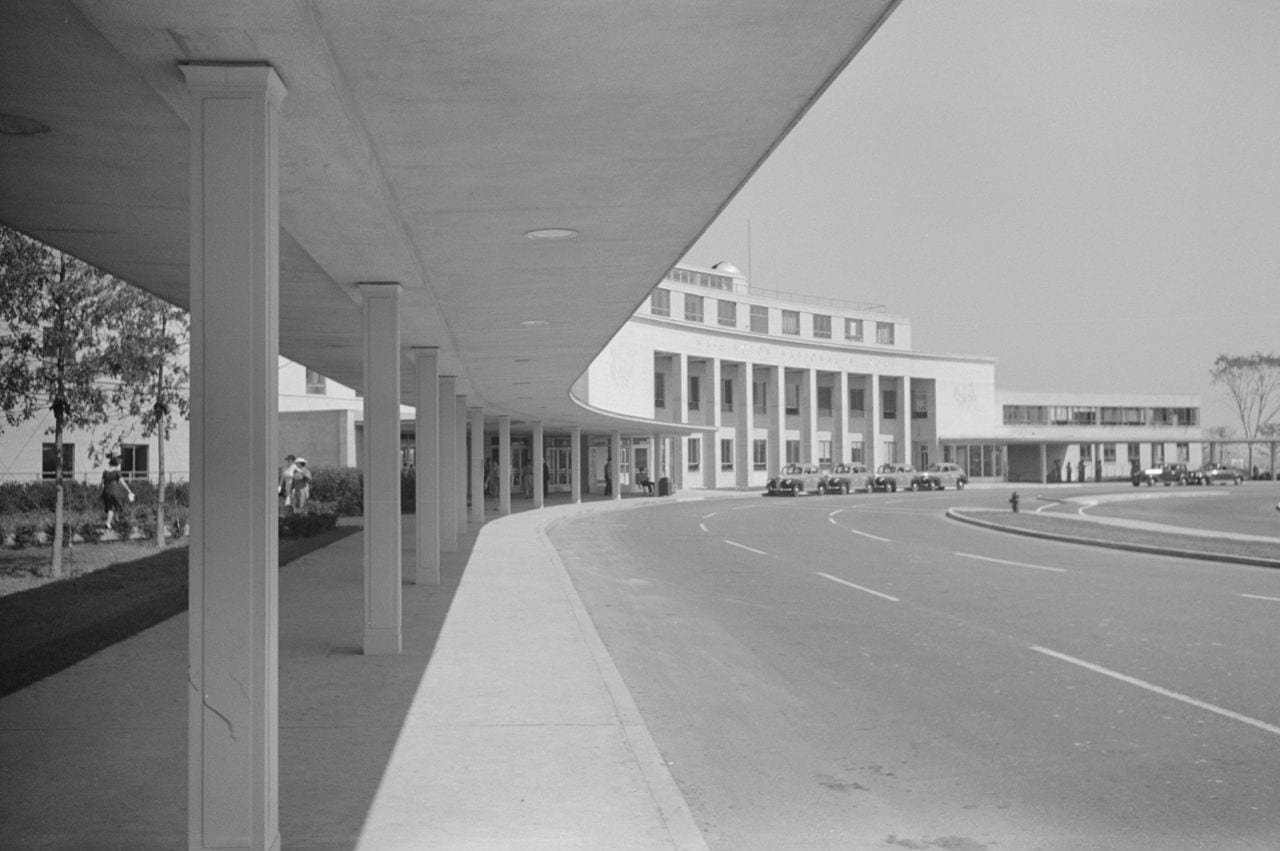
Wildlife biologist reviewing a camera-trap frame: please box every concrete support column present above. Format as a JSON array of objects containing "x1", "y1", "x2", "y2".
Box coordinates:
[
  {"x1": 532, "y1": 422, "x2": 545, "y2": 509},
  {"x1": 801, "y1": 367, "x2": 817, "y2": 465},
  {"x1": 181, "y1": 63, "x2": 285, "y2": 851},
  {"x1": 455, "y1": 397, "x2": 468, "y2": 538},
  {"x1": 1039, "y1": 443, "x2": 1048, "y2": 483},
  {"x1": 833, "y1": 371, "x2": 848, "y2": 466},
  {"x1": 704, "y1": 357, "x2": 721, "y2": 488},
  {"x1": 498, "y1": 416, "x2": 512, "y2": 515},
  {"x1": 438, "y1": 378, "x2": 458, "y2": 552},
  {"x1": 868, "y1": 373, "x2": 881, "y2": 469},
  {"x1": 468, "y1": 407, "x2": 484, "y2": 525},
  {"x1": 611, "y1": 431, "x2": 623, "y2": 501},
  {"x1": 769, "y1": 365, "x2": 786, "y2": 470},
  {"x1": 735, "y1": 363, "x2": 753, "y2": 487},
  {"x1": 412, "y1": 349, "x2": 440, "y2": 586},
  {"x1": 903, "y1": 375, "x2": 913, "y2": 468},
  {"x1": 570, "y1": 426, "x2": 583, "y2": 503},
  {"x1": 360, "y1": 283, "x2": 403, "y2": 656}
]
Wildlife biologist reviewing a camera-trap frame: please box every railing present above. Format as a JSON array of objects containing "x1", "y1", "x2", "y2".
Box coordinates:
[{"x1": 665, "y1": 269, "x2": 888, "y2": 314}]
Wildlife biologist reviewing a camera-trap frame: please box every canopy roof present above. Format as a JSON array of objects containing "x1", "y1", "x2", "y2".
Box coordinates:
[{"x1": 0, "y1": 1, "x2": 899, "y2": 430}]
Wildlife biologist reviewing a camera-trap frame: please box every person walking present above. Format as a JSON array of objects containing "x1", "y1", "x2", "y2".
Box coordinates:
[
  {"x1": 101, "y1": 455, "x2": 134, "y2": 531},
  {"x1": 290, "y1": 458, "x2": 312, "y2": 510}
]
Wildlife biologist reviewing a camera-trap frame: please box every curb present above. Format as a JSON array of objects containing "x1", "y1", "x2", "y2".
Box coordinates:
[{"x1": 946, "y1": 508, "x2": 1280, "y2": 570}]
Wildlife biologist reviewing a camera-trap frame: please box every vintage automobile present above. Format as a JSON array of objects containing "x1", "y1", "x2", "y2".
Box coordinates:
[
  {"x1": 765, "y1": 463, "x2": 827, "y2": 496},
  {"x1": 822, "y1": 462, "x2": 872, "y2": 494},
  {"x1": 1189, "y1": 463, "x2": 1246, "y2": 485},
  {"x1": 1133, "y1": 462, "x2": 1190, "y2": 486},
  {"x1": 870, "y1": 463, "x2": 922, "y2": 493},
  {"x1": 921, "y1": 461, "x2": 968, "y2": 490}
]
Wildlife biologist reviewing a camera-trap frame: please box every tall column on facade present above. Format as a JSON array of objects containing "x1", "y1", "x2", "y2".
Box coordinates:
[
  {"x1": 801, "y1": 368, "x2": 817, "y2": 465},
  {"x1": 769, "y1": 365, "x2": 786, "y2": 471},
  {"x1": 1039, "y1": 443, "x2": 1048, "y2": 483},
  {"x1": 455, "y1": 397, "x2": 468, "y2": 538},
  {"x1": 181, "y1": 63, "x2": 285, "y2": 851},
  {"x1": 570, "y1": 426, "x2": 583, "y2": 503},
  {"x1": 704, "y1": 357, "x2": 721, "y2": 488},
  {"x1": 438, "y1": 377, "x2": 458, "y2": 552},
  {"x1": 498, "y1": 416, "x2": 512, "y2": 515},
  {"x1": 833, "y1": 371, "x2": 848, "y2": 467},
  {"x1": 468, "y1": 407, "x2": 484, "y2": 524},
  {"x1": 611, "y1": 430, "x2": 623, "y2": 501},
  {"x1": 532, "y1": 422, "x2": 545, "y2": 508},
  {"x1": 868, "y1": 373, "x2": 881, "y2": 469},
  {"x1": 359, "y1": 282, "x2": 403, "y2": 656},
  {"x1": 902, "y1": 375, "x2": 913, "y2": 468},
  {"x1": 671, "y1": 353, "x2": 687, "y2": 489},
  {"x1": 736, "y1": 363, "x2": 753, "y2": 487},
  {"x1": 413, "y1": 348, "x2": 440, "y2": 585}
]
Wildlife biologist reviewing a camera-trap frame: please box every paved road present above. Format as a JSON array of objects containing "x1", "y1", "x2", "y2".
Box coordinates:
[{"x1": 550, "y1": 489, "x2": 1280, "y2": 850}]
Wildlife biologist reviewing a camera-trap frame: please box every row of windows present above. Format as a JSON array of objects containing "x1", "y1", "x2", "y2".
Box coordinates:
[
  {"x1": 650, "y1": 289, "x2": 895, "y2": 345},
  {"x1": 39, "y1": 443, "x2": 149, "y2": 479},
  {"x1": 1002, "y1": 405, "x2": 1200, "y2": 427},
  {"x1": 656, "y1": 375, "x2": 928, "y2": 419},
  {"x1": 665, "y1": 268, "x2": 734, "y2": 291},
  {"x1": 686, "y1": 436, "x2": 881, "y2": 472}
]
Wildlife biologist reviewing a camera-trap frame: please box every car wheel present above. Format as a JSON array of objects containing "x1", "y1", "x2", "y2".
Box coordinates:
[
  {"x1": 889, "y1": 483, "x2": 897, "y2": 493},
  {"x1": 837, "y1": 482, "x2": 848, "y2": 495},
  {"x1": 1235, "y1": 476, "x2": 1243, "y2": 485},
  {"x1": 865, "y1": 483, "x2": 874, "y2": 494},
  {"x1": 817, "y1": 482, "x2": 827, "y2": 496},
  {"x1": 910, "y1": 481, "x2": 919, "y2": 492},
  {"x1": 957, "y1": 480, "x2": 965, "y2": 490},
  {"x1": 790, "y1": 485, "x2": 800, "y2": 497}
]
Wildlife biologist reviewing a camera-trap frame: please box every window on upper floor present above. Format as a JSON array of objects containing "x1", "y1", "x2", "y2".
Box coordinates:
[
  {"x1": 875, "y1": 322, "x2": 895, "y2": 345},
  {"x1": 749, "y1": 305, "x2": 769, "y2": 334},
  {"x1": 813, "y1": 314, "x2": 831, "y2": 339},
  {"x1": 911, "y1": 384, "x2": 928, "y2": 419},
  {"x1": 849, "y1": 387, "x2": 865, "y2": 415},
  {"x1": 305, "y1": 368, "x2": 327, "y2": 395},
  {"x1": 782, "y1": 310, "x2": 800, "y2": 335},
  {"x1": 684, "y1": 294, "x2": 704, "y2": 323},
  {"x1": 718, "y1": 300, "x2": 737, "y2": 327},
  {"x1": 785, "y1": 383, "x2": 800, "y2": 415},
  {"x1": 753, "y1": 380, "x2": 767, "y2": 414},
  {"x1": 882, "y1": 389, "x2": 897, "y2": 419},
  {"x1": 817, "y1": 386, "x2": 832, "y2": 416},
  {"x1": 845, "y1": 318, "x2": 863, "y2": 342},
  {"x1": 721, "y1": 378, "x2": 734, "y2": 413},
  {"x1": 687, "y1": 375, "x2": 700, "y2": 411},
  {"x1": 654, "y1": 372, "x2": 665, "y2": 408},
  {"x1": 650, "y1": 288, "x2": 670, "y2": 316}
]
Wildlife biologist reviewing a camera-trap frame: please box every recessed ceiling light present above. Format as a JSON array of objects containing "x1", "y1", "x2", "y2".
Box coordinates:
[
  {"x1": 519, "y1": 320, "x2": 548, "y2": 327},
  {"x1": 524, "y1": 228, "x2": 578, "y2": 240}
]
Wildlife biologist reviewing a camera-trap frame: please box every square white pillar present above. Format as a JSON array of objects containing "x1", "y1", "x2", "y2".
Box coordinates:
[
  {"x1": 611, "y1": 431, "x2": 623, "y2": 501},
  {"x1": 736, "y1": 363, "x2": 753, "y2": 488},
  {"x1": 801, "y1": 367, "x2": 817, "y2": 465},
  {"x1": 181, "y1": 62, "x2": 285, "y2": 851},
  {"x1": 868, "y1": 373, "x2": 881, "y2": 469},
  {"x1": 468, "y1": 407, "x2": 485, "y2": 524},
  {"x1": 413, "y1": 348, "x2": 440, "y2": 585},
  {"x1": 704, "y1": 357, "x2": 721, "y2": 488},
  {"x1": 903, "y1": 375, "x2": 914, "y2": 468},
  {"x1": 360, "y1": 283, "x2": 402, "y2": 656},
  {"x1": 498, "y1": 416, "x2": 512, "y2": 515},
  {"x1": 438, "y1": 378, "x2": 458, "y2": 552},
  {"x1": 570, "y1": 426, "x2": 583, "y2": 503},
  {"x1": 833, "y1": 371, "x2": 848, "y2": 468},
  {"x1": 532, "y1": 422, "x2": 545, "y2": 508},
  {"x1": 769, "y1": 365, "x2": 785, "y2": 471}
]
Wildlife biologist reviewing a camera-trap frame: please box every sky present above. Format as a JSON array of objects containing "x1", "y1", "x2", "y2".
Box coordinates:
[{"x1": 682, "y1": 0, "x2": 1279, "y2": 432}]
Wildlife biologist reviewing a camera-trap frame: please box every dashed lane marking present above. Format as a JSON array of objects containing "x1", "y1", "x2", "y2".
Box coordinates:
[
  {"x1": 698, "y1": 522, "x2": 709, "y2": 533},
  {"x1": 817, "y1": 572, "x2": 900, "y2": 602},
  {"x1": 724, "y1": 539, "x2": 766, "y2": 555},
  {"x1": 1241, "y1": 593, "x2": 1280, "y2": 602},
  {"x1": 954, "y1": 552, "x2": 1067, "y2": 573},
  {"x1": 1031, "y1": 645, "x2": 1280, "y2": 738},
  {"x1": 826, "y1": 514, "x2": 891, "y2": 542}
]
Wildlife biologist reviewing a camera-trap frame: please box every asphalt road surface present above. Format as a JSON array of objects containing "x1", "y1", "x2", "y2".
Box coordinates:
[{"x1": 550, "y1": 487, "x2": 1280, "y2": 850}]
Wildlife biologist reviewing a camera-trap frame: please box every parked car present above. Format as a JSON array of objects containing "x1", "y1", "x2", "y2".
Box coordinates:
[
  {"x1": 765, "y1": 463, "x2": 826, "y2": 496},
  {"x1": 1190, "y1": 463, "x2": 1246, "y2": 485},
  {"x1": 823, "y1": 463, "x2": 872, "y2": 494},
  {"x1": 870, "y1": 463, "x2": 922, "y2": 493},
  {"x1": 921, "y1": 462, "x2": 968, "y2": 490},
  {"x1": 1133, "y1": 462, "x2": 1190, "y2": 486}
]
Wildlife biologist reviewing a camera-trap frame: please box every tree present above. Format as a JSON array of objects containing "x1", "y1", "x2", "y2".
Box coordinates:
[
  {"x1": 1210, "y1": 353, "x2": 1280, "y2": 440},
  {"x1": 100, "y1": 285, "x2": 190, "y2": 547},
  {"x1": 0, "y1": 225, "x2": 117, "y2": 577}
]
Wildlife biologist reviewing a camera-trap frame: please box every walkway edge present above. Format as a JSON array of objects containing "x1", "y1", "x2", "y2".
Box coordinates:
[
  {"x1": 535, "y1": 507, "x2": 709, "y2": 851},
  {"x1": 946, "y1": 508, "x2": 1280, "y2": 569}
]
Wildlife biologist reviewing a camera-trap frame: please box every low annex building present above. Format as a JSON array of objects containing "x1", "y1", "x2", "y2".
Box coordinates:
[{"x1": 579, "y1": 261, "x2": 1204, "y2": 487}]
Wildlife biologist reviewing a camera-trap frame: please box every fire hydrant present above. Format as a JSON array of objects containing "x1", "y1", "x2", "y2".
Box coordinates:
[{"x1": 1009, "y1": 491, "x2": 1020, "y2": 513}]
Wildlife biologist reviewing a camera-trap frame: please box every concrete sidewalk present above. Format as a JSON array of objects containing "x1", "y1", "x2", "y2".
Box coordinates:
[{"x1": 0, "y1": 492, "x2": 719, "y2": 849}]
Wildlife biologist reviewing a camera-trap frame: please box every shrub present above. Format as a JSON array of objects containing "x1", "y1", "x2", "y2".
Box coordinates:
[
  {"x1": 401, "y1": 468, "x2": 415, "y2": 513},
  {"x1": 309, "y1": 466, "x2": 362, "y2": 516},
  {"x1": 76, "y1": 518, "x2": 104, "y2": 543},
  {"x1": 11, "y1": 516, "x2": 42, "y2": 549},
  {"x1": 279, "y1": 502, "x2": 339, "y2": 539}
]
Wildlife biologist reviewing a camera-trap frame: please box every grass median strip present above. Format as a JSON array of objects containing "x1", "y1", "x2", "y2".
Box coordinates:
[{"x1": 0, "y1": 526, "x2": 359, "y2": 697}]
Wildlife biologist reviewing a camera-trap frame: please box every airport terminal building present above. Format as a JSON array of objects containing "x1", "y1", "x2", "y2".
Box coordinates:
[{"x1": 580, "y1": 261, "x2": 1204, "y2": 489}]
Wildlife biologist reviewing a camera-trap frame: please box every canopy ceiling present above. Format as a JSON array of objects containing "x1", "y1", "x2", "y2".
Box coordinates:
[{"x1": 0, "y1": 0, "x2": 899, "y2": 430}]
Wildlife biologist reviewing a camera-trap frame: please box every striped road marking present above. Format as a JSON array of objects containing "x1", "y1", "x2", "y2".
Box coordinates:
[
  {"x1": 1241, "y1": 593, "x2": 1280, "y2": 602},
  {"x1": 827, "y1": 513, "x2": 891, "y2": 542},
  {"x1": 724, "y1": 540, "x2": 766, "y2": 555},
  {"x1": 955, "y1": 552, "x2": 1067, "y2": 573},
  {"x1": 1031, "y1": 645, "x2": 1280, "y2": 738}
]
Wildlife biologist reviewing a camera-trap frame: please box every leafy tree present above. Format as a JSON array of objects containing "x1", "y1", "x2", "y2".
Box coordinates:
[
  {"x1": 100, "y1": 286, "x2": 190, "y2": 547},
  {"x1": 0, "y1": 225, "x2": 117, "y2": 577},
  {"x1": 1210, "y1": 353, "x2": 1280, "y2": 439}
]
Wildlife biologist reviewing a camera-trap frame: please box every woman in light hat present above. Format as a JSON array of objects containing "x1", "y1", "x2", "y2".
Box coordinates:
[{"x1": 289, "y1": 457, "x2": 312, "y2": 510}]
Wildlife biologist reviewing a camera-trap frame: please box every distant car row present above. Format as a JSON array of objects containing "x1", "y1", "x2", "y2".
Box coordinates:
[
  {"x1": 765, "y1": 462, "x2": 968, "y2": 496},
  {"x1": 1132, "y1": 462, "x2": 1246, "y2": 487}
]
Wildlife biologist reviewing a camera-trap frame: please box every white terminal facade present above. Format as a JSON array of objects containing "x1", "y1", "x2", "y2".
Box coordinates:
[{"x1": 580, "y1": 261, "x2": 1203, "y2": 488}]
